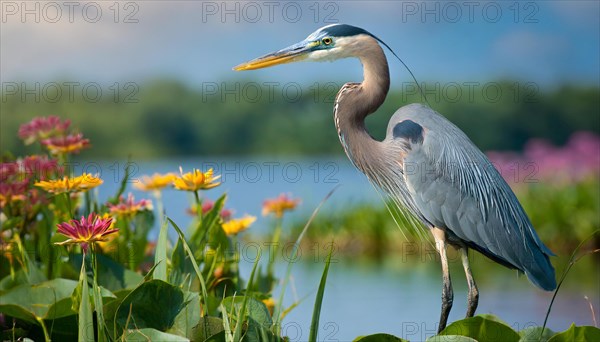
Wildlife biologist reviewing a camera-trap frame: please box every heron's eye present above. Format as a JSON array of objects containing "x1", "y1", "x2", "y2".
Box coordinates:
[{"x1": 322, "y1": 37, "x2": 333, "y2": 45}]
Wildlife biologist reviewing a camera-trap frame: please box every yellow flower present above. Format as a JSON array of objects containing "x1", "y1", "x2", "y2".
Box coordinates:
[
  {"x1": 262, "y1": 193, "x2": 300, "y2": 218},
  {"x1": 133, "y1": 173, "x2": 176, "y2": 191},
  {"x1": 222, "y1": 215, "x2": 256, "y2": 236},
  {"x1": 262, "y1": 297, "x2": 275, "y2": 316},
  {"x1": 35, "y1": 173, "x2": 103, "y2": 194},
  {"x1": 173, "y1": 167, "x2": 220, "y2": 192}
]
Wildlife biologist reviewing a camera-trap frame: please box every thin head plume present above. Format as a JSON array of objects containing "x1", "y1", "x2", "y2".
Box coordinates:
[{"x1": 371, "y1": 35, "x2": 430, "y2": 107}]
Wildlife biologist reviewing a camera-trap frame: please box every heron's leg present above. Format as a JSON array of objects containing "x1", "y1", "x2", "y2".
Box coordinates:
[
  {"x1": 432, "y1": 228, "x2": 453, "y2": 333},
  {"x1": 460, "y1": 247, "x2": 479, "y2": 318}
]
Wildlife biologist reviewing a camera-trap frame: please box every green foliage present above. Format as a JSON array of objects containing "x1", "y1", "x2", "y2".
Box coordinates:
[
  {"x1": 547, "y1": 324, "x2": 600, "y2": 342},
  {"x1": 77, "y1": 262, "x2": 94, "y2": 342},
  {"x1": 114, "y1": 279, "x2": 186, "y2": 332},
  {"x1": 153, "y1": 219, "x2": 169, "y2": 282},
  {"x1": 0, "y1": 279, "x2": 79, "y2": 323},
  {"x1": 358, "y1": 316, "x2": 600, "y2": 342},
  {"x1": 426, "y1": 336, "x2": 477, "y2": 342},
  {"x1": 122, "y1": 328, "x2": 191, "y2": 341},
  {"x1": 69, "y1": 254, "x2": 143, "y2": 292},
  {"x1": 519, "y1": 179, "x2": 600, "y2": 250},
  {"x1": 191, "y1": 316, "x2": 226, "y2": 341},
  {"x1": 354, "y1": 333, "x2": 409, "y2": 341},
  {"x1": 518, "y1": 327, "x2": 555, "y2": 342},
  {"x1": 309, "y1": 243, "x2": 333, "y2": 342},
  {"x1": 438, "y1": 315, "x2": 520, "y2": 342},
  {"x1": 1, "y1": 81, "x2": 598, "y2": 158}
]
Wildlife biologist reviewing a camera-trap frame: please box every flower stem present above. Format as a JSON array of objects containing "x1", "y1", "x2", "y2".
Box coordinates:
[
  {"x1": 64, "y1": 192, "x2": 74, "y2": 219},
  {"x1": 154, "y1": 191, "x2": 164, "y2": 229},
  {"x1": 267, "y1": 217, "x2": 283, "y2": 290},
  {"x1": 193, "y1": 190, "x2": 201, "y2": 209},
  {"x1": 91, "y1": 246, "x2": 106, "y2": 342},
  {"x1": 36, "y1": 316, "x2": 51, "y2": 342}
]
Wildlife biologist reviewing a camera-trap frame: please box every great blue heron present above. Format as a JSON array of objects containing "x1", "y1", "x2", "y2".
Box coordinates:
[{"x1": 234, "y1": 24, "x2": 556, "y2": 332}]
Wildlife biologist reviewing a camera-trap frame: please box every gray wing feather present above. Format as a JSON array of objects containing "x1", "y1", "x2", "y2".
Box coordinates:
[{"x1": 387, "y1": 104, "x2": 556, "y2": 291}]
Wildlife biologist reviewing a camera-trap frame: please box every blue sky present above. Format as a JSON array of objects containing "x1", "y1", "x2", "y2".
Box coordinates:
[{"x1": 2, "y1": 1, "x2": 599, "y2": 89}]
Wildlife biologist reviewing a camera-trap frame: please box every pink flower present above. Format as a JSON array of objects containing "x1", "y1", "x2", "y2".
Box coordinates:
[
  {"x1": 187, "y1": 199, "x2": 232, "y2": 221},
  {"x1": 0, "y1": 162, "x2": 19, "y2": 182},
  {"x1": 108, "y1": 193, "x2": 153, "y2": 216},
  {"x1": 56, "y1": 213, "x2": 118, "y2": 253},
  {"x1": 42, "y1": 133, "x2": 90, "y2": 155},
  {"x1": 21, "y1": 155, "x2": 62, "y2": 181},
  {"x1": 0, "y1": 181, "x2": 28, "y2": 208},
  {"x1": 488, "y1": 131, "x2": 600, "y2": 185},
  {"x1": 18, "y1": 116, "x2": 70, "y2": 145}
]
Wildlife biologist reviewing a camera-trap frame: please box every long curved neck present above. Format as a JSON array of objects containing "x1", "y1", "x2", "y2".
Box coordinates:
[{"x1": 334, "y1": 37, "x2": 390, "y2": 175}]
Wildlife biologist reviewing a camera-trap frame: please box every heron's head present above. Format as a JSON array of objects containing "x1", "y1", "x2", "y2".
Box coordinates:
[{"x1": 233, "y1": 24, "x2": 379, "y2": 71}]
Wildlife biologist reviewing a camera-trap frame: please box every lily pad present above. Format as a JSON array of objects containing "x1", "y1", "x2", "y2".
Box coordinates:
[
  {"x1": 0, "y1": 279, "x2": 78, "y2": 322},
  {"x1": 519, "y1": 326, "x2": 555, "y2": 342},
  {"x1": 354, "y1": 333, "x2": 408, "y2": 341},
  {"x1": 547, "y1": 324, "x2": 600, "y2": 342},
  {"x1": 439, "y1": 315, "x2": 520, "y2": 342},
  {"x1": 115, "y1": 279, "x2": 186, "y2": 331}
]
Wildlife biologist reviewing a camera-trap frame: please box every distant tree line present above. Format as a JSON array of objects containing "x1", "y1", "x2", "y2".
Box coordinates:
[{"x1": 1, "y1": 80, "x2": 598, "y2": 159}]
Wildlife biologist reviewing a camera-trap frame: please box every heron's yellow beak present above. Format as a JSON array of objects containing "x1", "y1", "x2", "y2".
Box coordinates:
[{"x1": 233, "y1": 41, "x2": 317, "y2": 71}]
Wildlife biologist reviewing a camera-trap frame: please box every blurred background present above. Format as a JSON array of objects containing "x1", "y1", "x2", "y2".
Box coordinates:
[{"x1": 1, "y1": 1, "x2": 599, "y2": 340}]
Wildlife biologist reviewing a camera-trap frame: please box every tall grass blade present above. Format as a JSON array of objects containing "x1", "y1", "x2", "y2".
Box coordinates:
[
  {"x1": 272, "y1": 186, "x2": 338, "y2": 333},
  {"x1": 108, "y1": 160, "x2": 133, "y2": 204},
  {"x1": 168, "y1": 217, "x2": 210, "y2": 315},
  {"x1": 154, "y1": 216, "x2": 169, "y2": 281},
  {"x1": 309, "y1": 242, "x2": 334, "y2": 342},
  {"x1": 541, "y1": 230, "x2": 599, "y2": 337},
  {"x1": 220, "y1": 303, "x2": 234, "y2": 342},
  {"x1": 233, "y1": 255, "x2": 261, "y2": 342},
  {"x1": 78, "y1": 260, "x2": 94, "y2": 342}
]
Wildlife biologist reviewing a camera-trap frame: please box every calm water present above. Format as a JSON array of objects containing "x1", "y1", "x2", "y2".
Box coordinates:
[
  {"x1": 85, "y1": 155, "x2": 379, "y2": 237},
  {"x1": 262, "y1": 259, "x2": 598, "y2": 341},
  {"x1": 82, "y1": 156, "x2": 598, "y2": 341}
]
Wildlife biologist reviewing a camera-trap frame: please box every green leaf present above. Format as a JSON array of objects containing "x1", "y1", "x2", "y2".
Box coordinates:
[
  {"x1": 70, "y1": 254, "x2": 143, "y2": 291},
  {"x1": 353, "y1": 333, "x2": 409, "y2": 341},
  {"x1": 102, "y1": 289, "x2": 133, "y2": 340},
  {"x1": 221, "y1": 296, "x2": 272, "y2": 329},
  {"x1": 547, "y1": 324, "x2": 600, "y2": 342},
  {"x1": 0, "y1": 265, "x2": 47, "y2": 291},
  {"x1": 309, "y1": 242, "x2": 333, "y2": 342},
  {"x1": 115, "y1": 279, "x2": 186, "y2": 332},
  {"x1": 233, "y1": 257, "x2": 261, "y2": 342},
  {"x1": 0, "y1": 279, "x2": 78, "y2": 321},
  {"x1": 518, "y1": 326, "x2": 555, "y2": 342},
  {"x1": 191, "y1": 194, "x2": 228, "y2": 248},
  {"x1": 168, "y1": 217, "x2": 210, "y2": 314},
  {"x1": 169, "y1": 291, "x2": 202, "y2": 337},
  {"x1": 153, "y1": 218, "x2": 169, "y2": 282},
  {"x1": 427, "y1": 335, "x2": 477, "y2": 342},
  {"x1": 477, "y1": 314, "x2": 510, "y2": 325},
  {"x1": 45, "y1": 297, "x2": 76, "y2": 320},
  {"x1": 439, "y1": 316, "x2": 520, "y2": 342},
  {"x1": 190, "y1": 316, "x2": 226, "y2": 342},
  {"x1": 123, "y1": 328, "x2": 190, "y2": 341},
  {"x1": 78, "y1": 261, "x2": 94, "y2": 342},
  {"x1": 108, "y1": 161, "x2": 133, "y2": 204}
]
